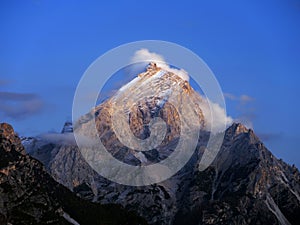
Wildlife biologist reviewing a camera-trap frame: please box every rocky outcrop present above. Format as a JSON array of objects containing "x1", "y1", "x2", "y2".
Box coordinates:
[
  {"x1": 61, "y1": 122, "x2": 73, "y2": 134},
  {"x1": 0, "y1": 123, "x2": 26, "y2": 155}
]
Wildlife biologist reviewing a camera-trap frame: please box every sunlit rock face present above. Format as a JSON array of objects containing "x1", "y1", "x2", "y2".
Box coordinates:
[
  {"x1": 23, "y1": 64, "x2": 300, "y2": 225},
  {"x1": 0, "y1": 123, "x2": 26, "y2": 155},
  {"x1": 84, "y1": 63, "x2": 206, "y2": 166}
]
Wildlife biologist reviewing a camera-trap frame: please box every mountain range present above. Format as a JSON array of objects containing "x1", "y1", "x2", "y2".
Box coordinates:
[{"x1": 20, "y1": 64, "x2": 300, "y2": 225}]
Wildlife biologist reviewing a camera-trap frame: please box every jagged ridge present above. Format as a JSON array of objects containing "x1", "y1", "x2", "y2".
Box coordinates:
[{"x1": 0, "y1": 123, "x2": 147, "y2": 225}]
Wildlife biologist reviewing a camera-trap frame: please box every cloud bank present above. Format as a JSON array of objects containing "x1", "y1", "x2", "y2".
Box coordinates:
[
  {"x1": 0, "y1": 91, "x2": 44, "y2": 120},
  {"x1": 38, "y1": 132, "x2": 76, "y2": 145}
]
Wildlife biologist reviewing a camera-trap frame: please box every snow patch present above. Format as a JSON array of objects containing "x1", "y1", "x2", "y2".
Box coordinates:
[
  {"x1": 142, "y1": 70, "x2": 167, "y2": 87},
  {"x1": 63, "y1": 212, "x2": 80, "y2": 225},
  {"x1": 135, "y1": 151, "x2": 148, "y2": 163},
  {"x1": 119, "y1": 77, "x2": 140, "y2": 92},
  {"x1": 265, "y1": 194, "x2": 291, "y2": 225}
]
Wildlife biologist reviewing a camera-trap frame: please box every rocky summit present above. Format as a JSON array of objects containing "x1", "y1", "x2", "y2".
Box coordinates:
[{"x1": 22, "y1": 64, "x2": 300, "y2": 225}]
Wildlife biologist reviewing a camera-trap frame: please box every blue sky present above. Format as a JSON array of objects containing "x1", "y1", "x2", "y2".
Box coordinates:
[{"x1": 1, "y1": 0, "x2": 299, "y2": 167}]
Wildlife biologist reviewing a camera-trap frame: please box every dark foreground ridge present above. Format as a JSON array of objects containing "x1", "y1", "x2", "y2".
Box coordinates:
[{"x1": 0, "y1": 123, "x2": 147, "y2": 225}]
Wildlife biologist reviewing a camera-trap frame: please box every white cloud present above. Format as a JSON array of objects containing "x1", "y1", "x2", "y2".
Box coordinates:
[
  {"x1": 38, "y1": 133, "x2": 76, "y2": 145},
  {"x1": 131, "y1": 49, "x2": 189, "y2": 81},
  {"x1": 131, "y1": 48, "x2": 165, "y2": 63},
  {"x1": 200, "y1": 99, "x2": 233, "y2": 133},
  {"x1": 224, "y1": 93, "x2": 254, "y2": 104},
  {"x1": 223, "y1": 93, "x2": 237, "y2": 101},
  {"x1": 240, "y1": 94, "x2": 254, "y2": 103}
]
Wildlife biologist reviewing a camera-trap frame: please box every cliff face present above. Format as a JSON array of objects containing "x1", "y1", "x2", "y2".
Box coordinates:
[
  {"x1": 173, "y1": 123, "x2": 300, "y2": 225},
  {"x1": 0, "y1": 123, "x2": 66, "y2": 225},
  {"x1": 0, "y1": 123, "x2": 147, "y2": 225}
]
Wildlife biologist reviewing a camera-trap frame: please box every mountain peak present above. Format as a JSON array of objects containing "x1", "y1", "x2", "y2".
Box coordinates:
[
  {"x1": 0, "y1": 123, "x2": 25, "y2": 154},
  {"x1": 147, "y1": 62, "x2": 158, "y2": 71},
  {"x1": 227, "y1": 122, "x2": 249, "y2": 135},
  {"x1": 137, "y1": 62, "x2": 163, "y2": 79},
  {"x1": 61, "y1": 121, "x2": 73, "y2": 133},
  {"x1": 0, "y1": 123, "x2": 15, "y2": 140},
  {"x1": 137, "y1": 62, "x2": 187, "y2": 81}
]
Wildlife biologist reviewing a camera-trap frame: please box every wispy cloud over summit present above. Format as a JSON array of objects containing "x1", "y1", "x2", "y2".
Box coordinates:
[{"x1": 131, "y1": 49, "x2": 190, "y2": 81}]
